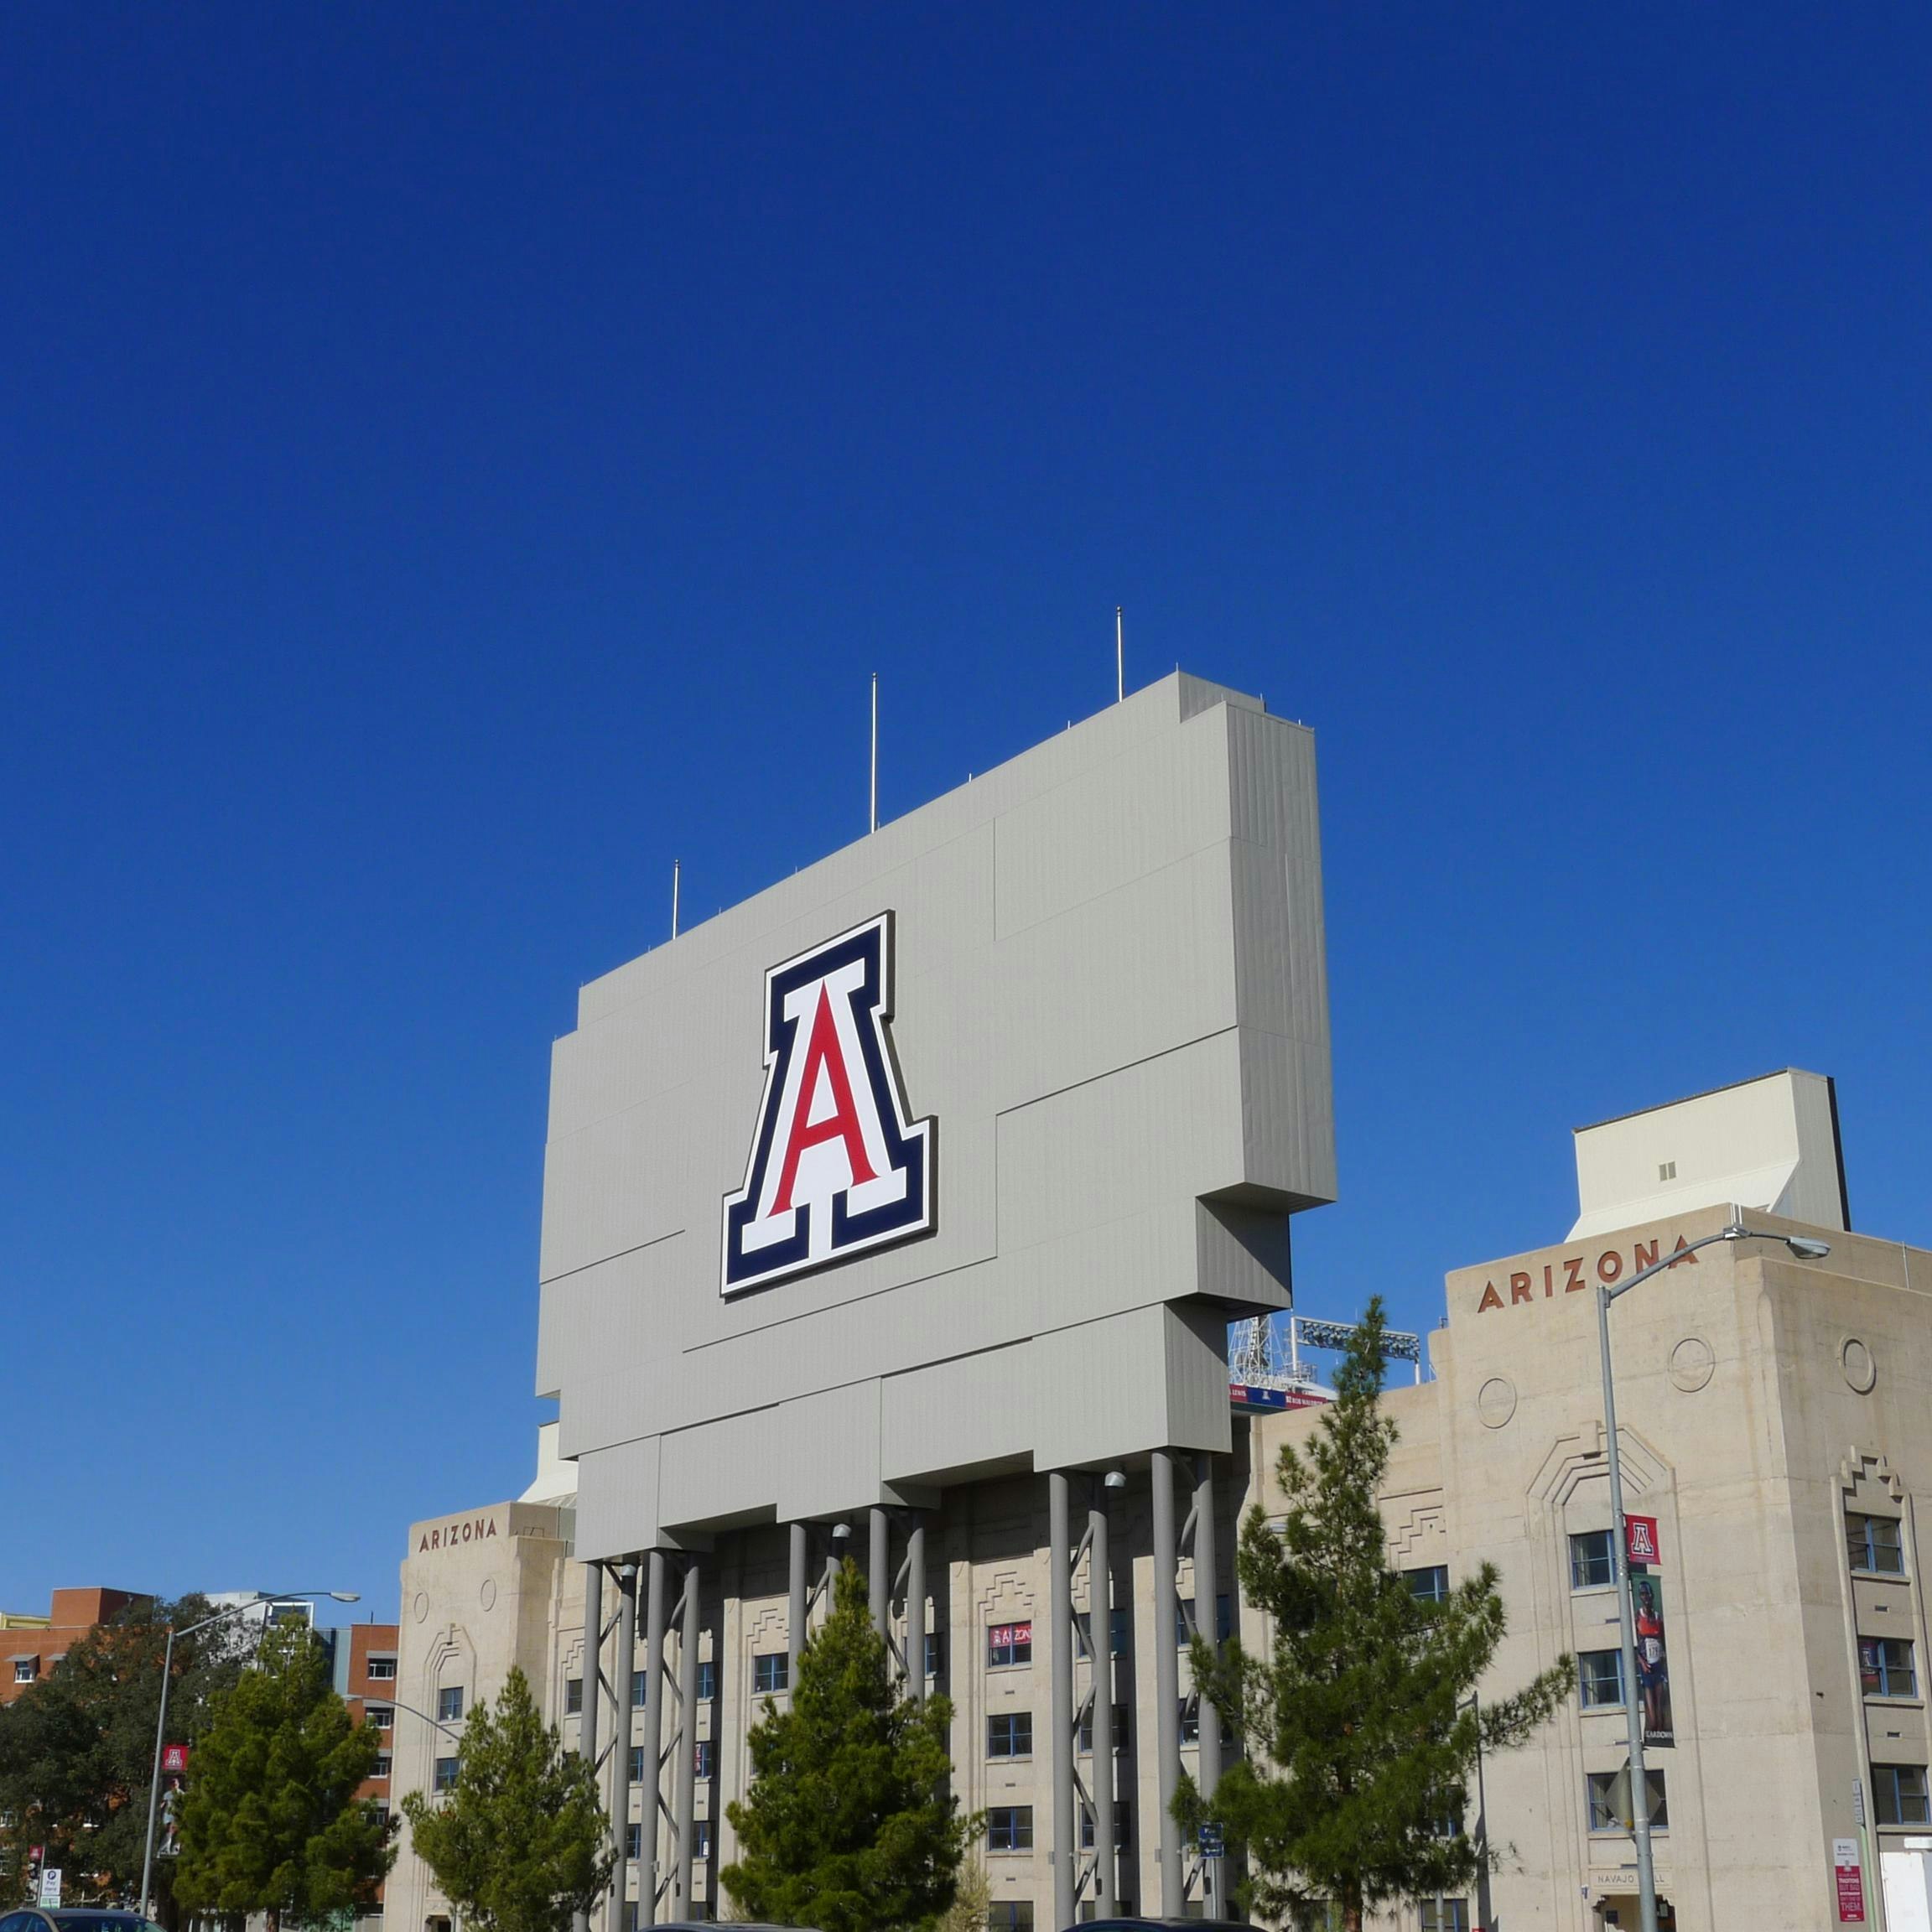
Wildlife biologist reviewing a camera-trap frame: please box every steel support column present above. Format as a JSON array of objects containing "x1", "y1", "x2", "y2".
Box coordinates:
[
  {"x1": 608, "y1": 1565, "x2": 638, "y2": 1932},
  {"x1": 870, "y1": 1507, "x2": 890, "y2": 1640},
  {"x1": 1050, "y1": 1472, "x2": 1076, "y2": 1931},
  {"x1": 1089, "y1": 1488, "x2": 1116, "y2": 1914},
  {"x1": 788, "y1": 1521, "x2": 808, "y2": 1682},
  {"x1": 638, "y1": 1552, "x2": 668, "y2": 1929},
  {"x1": 906, "y1": 1517, "x2": 927, "y2": 1701},
  {"x1": 671, "y1": 1558, "x2": 702, "y2": 1914},
  {"x1": 1194, "y1": 1456, "x2": 1223, "y2": 1916},
  {"x1": 1152, "y1": 1450, "x2": 1182, "y2": 1913},
  {"x1": 576, "y1": 1564, "x2": 605, "y2": 1932}
]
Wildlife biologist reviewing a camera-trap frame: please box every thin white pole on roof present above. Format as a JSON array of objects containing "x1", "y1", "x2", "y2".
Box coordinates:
[
  {"x1": 1115, "y1": 606, "x2": 1124, "y2": 702},
  {"x1": 870, "y1": 673, "x2": 879, "y2": 834},
  {"x1": 672, "y1": 860, "x2": 681, "y2": 939}
]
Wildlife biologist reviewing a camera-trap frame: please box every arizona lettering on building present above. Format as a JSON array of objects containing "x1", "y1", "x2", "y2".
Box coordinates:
[
  {"x1": 418, "y1": 1514, "x2": 501, "y2": 1552},
  {"x1": 1475, "y1": 1233, "x2": 1701, "y2": 1312},
  {"x1": 721, "y1": 911, "x2": 936, "y2": 1296}
]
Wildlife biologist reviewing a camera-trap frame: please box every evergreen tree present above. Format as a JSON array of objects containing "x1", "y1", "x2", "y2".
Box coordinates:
[
  {"x1": 724, "y1": 1560, "x2": 974, "y2": 1932},
  {"x1": 174, "y1": 1622, "x2": 392, "y2": 1932},
  {"x1": 401, "y1": 1666, "x2": 612, "y2": 1932},
  {"x1": 0, "y1": 1593, "x2": 242, "y2": 1921},
  {"x1": 1178, "y1": 1297, "x2": 1574, "y2": 1932}
]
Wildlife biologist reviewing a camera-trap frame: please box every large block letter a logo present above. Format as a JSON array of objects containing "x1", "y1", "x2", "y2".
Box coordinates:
[{"x1": 721, "y1": 911, "x2": 937, "y2": 1296}]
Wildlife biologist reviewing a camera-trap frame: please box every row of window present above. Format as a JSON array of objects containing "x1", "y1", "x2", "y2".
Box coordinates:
[
  {"x1": 1563, "y1": 1513, "x2": 1906, "y2": 1594},
  {"x1": 626, "y1": 1820, "x2": 713, "y2": 1861},
  {"x1": 984, "y1": 1803, "x2": 1134, "y2": 1852},
  {"x1": 627, "y1": 1742, "x2": 716, "y2": 1782}
]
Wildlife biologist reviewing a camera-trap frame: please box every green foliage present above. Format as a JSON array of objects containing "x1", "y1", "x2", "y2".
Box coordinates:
[
  {"x1": 400, "y1": 1666, "x2": 612, "y2": 1932},
  {"x1": 723, "y1": 1560, "x2": 975, "y2": 1932},
  {"x1": 173, "y1": 1623, "x2": 392, "y2": 1931},
  {"x1": 1177, "y1": 1298, "x2": 1574, "y2": 1932},
  {"x1": 0, "y1": 1593, "x2": 242, "y2": 1918}
]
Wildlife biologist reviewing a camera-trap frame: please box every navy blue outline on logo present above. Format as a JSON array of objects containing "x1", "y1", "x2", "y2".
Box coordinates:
[{"x1": 720, "y1": 911, "x2": 937, "y2": 1297}]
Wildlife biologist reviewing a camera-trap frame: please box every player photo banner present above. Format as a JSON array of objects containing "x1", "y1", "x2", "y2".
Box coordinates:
[
  {"x1": 722, "y1": 911, "x2": 936, "y2": 1296},
  {"x1": 1632, "y1": 1573, "x2": 1674, "y2": 1748}
]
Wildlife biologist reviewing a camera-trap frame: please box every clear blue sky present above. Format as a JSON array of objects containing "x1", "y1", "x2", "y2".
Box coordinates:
[{"x1": 4, "y1": 6, "x2": 1927, "y2": 1618}]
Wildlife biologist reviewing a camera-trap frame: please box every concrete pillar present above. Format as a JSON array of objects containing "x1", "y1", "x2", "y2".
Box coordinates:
[
  {"x1": 608, "y1": 1565, "x2": 637, "y2": 1932},
  {"x1": 576, "y1": 1564, "x2": 604, "y2": 1932},
  {"x1": 1194, "y1": 1455, "x2": 1224, "y2": 1916},
  {"x1": 870, "y1": 1506, "x2": 890, "y2": 1640},
  {"x1": 906, "y1": 1516, "x2": 927, "y2": 1701},
  {"x1": 1090, "y1": 1487, "x2": 1116, "y2": 1914},
  {"x1": 788, "y1": 1520, "x2": 809, "y2": 1682},
  {"x1": 639, "y1": 1552, "x2": 668, "y2": 1929},
  {"x1": 1152, "y1": 1450, "x2": 1182, "y2": 1914},
  {"x1": 1049, "y1": 1472, "x2": 1075, "y2": 1930},
  {"x1": 672, "y1": 1558, "x2": 702, "y2": 1913}
]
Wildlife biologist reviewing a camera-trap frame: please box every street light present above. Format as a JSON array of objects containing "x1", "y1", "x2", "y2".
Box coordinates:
[
  {"x1": 139, "y1": 1591, "x2": 360, "y2": 1916},
  {"x1": 1597, "y1": 1220, "x2": 1828, "y2": 1932}
]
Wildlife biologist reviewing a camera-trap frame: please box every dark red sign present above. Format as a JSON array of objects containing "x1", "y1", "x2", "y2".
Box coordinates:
[
  {"x1": 1625, "y1": 1515, "x2": 1659, "y2": 1567},
  {"x1": 1835, "y1": 1841, "x2": 1866, "y2": 1923},
  {"x1": 161, "y1": 1743, "x2": 190, "y2": 1774}
]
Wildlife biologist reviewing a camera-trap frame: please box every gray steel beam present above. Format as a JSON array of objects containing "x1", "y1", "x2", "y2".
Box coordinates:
[
  {"x1": 1194, "y1": 1456, "x2": 1223, "y2": 1917},
  {"x1": 1152, "y1": 1451, "x2": 1182, "y2": 1913},
  {"x1": 906, "y1": 1516, "x2": 927, "y2": 1702},
  {"x1": 870, "y1": 1507, "x2": 890, "y2": 1640},
  {"x1": 1049, "y1": 1472, "x2": 1075, "y2": 1930},
  {"x1": 639, "y1": 1552, "x2": 668, "y2": 1929},
  {"x1": 1090, "y1": 1488, "x2": 1116, "y2": 1914},
  {"x1": 608, "y1": 1564, "x2": 637, "y2": 1932},
  {"x1": 788, "y1": 1521, "x2": 808, "y2": 1681},
  {"x1": 671, "y1": 1558, "x2": 701, "y2": 1914},
  {"x1": 576, "y1": 1563, "x2": 604, "y2": 1932}
]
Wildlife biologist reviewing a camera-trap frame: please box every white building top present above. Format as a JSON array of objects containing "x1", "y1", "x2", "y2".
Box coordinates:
[{"x1": 1568, "y1": 1067, "x2": 1849, "y2": 1239}]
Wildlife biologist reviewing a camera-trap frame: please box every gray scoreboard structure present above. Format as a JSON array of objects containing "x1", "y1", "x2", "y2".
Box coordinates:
[{"x1": 537, "y1": 671, "x2": 1336, "y2": 1925}]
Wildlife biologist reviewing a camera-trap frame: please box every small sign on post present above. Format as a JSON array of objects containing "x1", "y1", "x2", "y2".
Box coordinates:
[
  {"x1": 1624, "y1": 1515, "x2": 1659, "y2": 1568},
  {"x1": 1197, "y1": 1822, "x2": 1224, "y2": 1857},
  {"x1": 162, "y1": 1742, "x2": 190, "y2": 1774},
  {"x1": 1834, "y1": 1837, "x2": 1866, "y2": 1922},
  {"x1": 38, "y1": 1868, "x2": 62, "y2": 1909}
]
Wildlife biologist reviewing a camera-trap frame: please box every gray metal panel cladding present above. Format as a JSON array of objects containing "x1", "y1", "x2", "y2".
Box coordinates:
[{"x1": 538, "y1": 672, "x2": 1337, "y2": 1554}]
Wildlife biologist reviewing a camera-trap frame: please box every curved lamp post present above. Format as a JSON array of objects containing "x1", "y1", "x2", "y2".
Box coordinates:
[
  {"x1": 1600, "y1": 1221, "x2": 1829, "y2": 1932},
  {"x1": 139, "y1": 1590, "x2": 360, "y2": 1915}
]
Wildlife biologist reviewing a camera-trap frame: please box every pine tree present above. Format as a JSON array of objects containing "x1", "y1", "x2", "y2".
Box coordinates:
[
  {"x1": 1177, "y1": 1297, "x2": 1574, "y2": 1932},
  {"x1": 173, "y1": 1622, "x2": 392, "y2": 1932},
  {"x1": 723, "y1": 1559, "x2": 974, "y2": 1932},
  {"x1": 401, "y1": 1666, "x2": 611, "y2": 1932}
]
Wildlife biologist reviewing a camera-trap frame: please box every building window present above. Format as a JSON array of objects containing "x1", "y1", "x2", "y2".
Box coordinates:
[
  {"x1": 1109, "y1": 1607, "x2": 1129, "y2": 1655},
  {"x1": 630, "y1": 1746, "x2": 646, "y2": 1784},
  {"x1": 626, "y1": 1824, "x2": 642, "y2": 1862},
  {"x1": 372, "y1": 1803, "x2": 390, "y2": 1829},
  {"x1": 695, "y1": 1739, "x2": 714, "y2": 1779},
  {"x1": 1578, "y1": 1649, "x2": 1627, "y2": 1710},
  {"x1": 565, "y1": 1677, "x2": 584, "y2": 1716},
  {"x1": 366, "y1": 1656, "x2": 397, "y2": 1681},
  {"x1": 1587, "y1": 1769, "x2": 1666, "y2": 1833},
  {"x1": 989, "y1": 1905, "x2": 1035, "y2": 1932},
  {"x1": 372, "y1": 1753, "x2": 392, "y2": 1779},
  {"x1": 1569, "y1": 1530, "x2": 1616, "y2": 1591},
  {"x1": 1862, "y1": 1639, "x2": 1918, "y2": 1699},
  {"x1": 987, "y1": 1807, "x2": 1033, "y2": 1852},
  {"x1": 631, "y1": 1671, "x2": 648, "y2": 1706},
  {"x1": 988, "y1": 1712, "x2": 1033, "y2": 1759},
  {"x1": 366, "y1": 1705, "x2": 394, "y2": 1731},
  {"x1": 1873, "y1": 1764, "x2": 1932, "y2": 1826},
  {"x1": 926, "y1": 1631, "x2": 945, "y2": 1680},
  {"x1": 1405, "y1": 1566, "x2": 1450, "y2": 1604},
  {"x1": 1080, "y1": 1802, "x2": 1133, "y2": 1850},
  {"x1": 11, "y1": 1659, "x2": 36, "y2": 1685},
  {"x1": 698, "y1": 1660, "x2": 716, "y2": 1701},
  {"x1": 434, "y1": 1756, "x2": 460, "y2": 1794},
  {"x1": 1076, "y1": 1704, "x2": 1131, "y2": 1754},
  {"x1": 1420, "y1": 1902, "x2": 1470, "y2": 1932},
  {"x1": 1849, "y1": 1514, "x2": 1907, "y2": 1576},
  {"x1": 437, "y1": 1686, "x2": 465, "y2": 1724},
  {"x1": 1181, "y1": 1702, "x2": 1200, "y2": 1746},
  {"x1": 693, "y1": 1820, "x2": 712, "y2": 1859},
  {"x1": 753, "y1": 1652, "x2": 788, "y2": 1695},
  {"x1": 988, "y1": 1622, "x2": 1032, "y2": 1669}
]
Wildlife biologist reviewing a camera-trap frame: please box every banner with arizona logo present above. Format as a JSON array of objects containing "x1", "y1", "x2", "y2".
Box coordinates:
[{"x1": 721, "y1": 911, "x2": 937, "y2": 1296}]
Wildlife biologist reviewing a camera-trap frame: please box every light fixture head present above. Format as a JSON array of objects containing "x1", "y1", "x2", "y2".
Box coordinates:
[
  {"x1": 330, "y1": 1592, "x2": 361, "y2": 1603},
  {"x1": 831, "y1": 1521, "x2": 852, "y2": 1542},
  {"x1": 1103, "y1": 1470, "x2": 1127, "y2": 1492},
  {"x1": 1785, "y1": 1236, "x2": 1832, "y2": 1260}
]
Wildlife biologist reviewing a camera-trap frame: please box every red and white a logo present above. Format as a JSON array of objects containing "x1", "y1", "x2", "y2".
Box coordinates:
[{"x1": 721, "y1": 912, "x2": 937, "y2": 1296}]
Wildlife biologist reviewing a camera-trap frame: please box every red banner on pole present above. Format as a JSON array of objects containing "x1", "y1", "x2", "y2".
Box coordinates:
[
  {"x1": 1625, "y1": 1515, "x2": 1659, "y2": 1567},
  {"x1": 1835, "y1": 1839, "x2": 1867, "y2": 1922}
]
